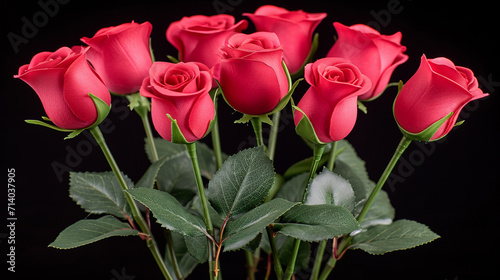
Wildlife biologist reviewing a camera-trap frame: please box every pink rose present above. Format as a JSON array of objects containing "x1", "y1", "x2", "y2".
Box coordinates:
[
  {"x1": 394, "y1": 55, "x2": 488, "y2": 141},
  {"x1": 294, "y1": 57, "x2": 372, "y2": 143},
  {"x1": 140, "y1": 61, "x2": 215, "y2": 143},
  {"x1": 81, "y1": 21, "x2": 153, "y2": 95},
  {"x1": 327, "y1": 22, "x2": 408, "y2": 100},
  {"x1": 166, "y1": 14, "x2": 248, "y2": 68},
  {"x1": 214, "y1": 32, "x2": 289, "y2": 116},
  {"x1": 15, "y1": 46, "x2": 111, "y2": 130},
  {"x1": 243, "y1": 5, "x2": 326, "y2": 74}
]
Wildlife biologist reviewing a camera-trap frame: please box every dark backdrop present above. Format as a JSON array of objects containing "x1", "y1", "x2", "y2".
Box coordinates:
[{"x1": 2, "y1": 0, "x2": 499, "y2": 279}]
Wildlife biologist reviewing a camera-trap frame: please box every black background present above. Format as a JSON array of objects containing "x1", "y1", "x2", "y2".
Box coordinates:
[{"x1": 1, "y1": 0, "x2": 499, "y2": 279}]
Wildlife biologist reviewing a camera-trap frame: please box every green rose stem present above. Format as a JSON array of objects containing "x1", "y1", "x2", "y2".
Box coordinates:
[
  {"x1": 210, "y1": 91, "x2": 224, "y2": 170},
  {"x1": 250, "y1": 116, "x2": 284, "y2": 280},
  {"x1": 126, "y1": 93, "x2": 183, "y2": 279},
  {"x1": 267, "y1": 111, "x2": 281, "y2": 161},
  {"x1": 318, "y1": 136, "x2": 412, "y2": 280},
  {"x1": 89, "y1": 126, "x2": 173, "y2": 280},
  {"x1": 185, "y1": 142, "x2": 218, "y2": 280},
  {"x1": 284, "y1": 143, "x2": 326, "y2": 280},
  {"x1": 310, "y1": 142, "x2": 338, "y2": 280}
]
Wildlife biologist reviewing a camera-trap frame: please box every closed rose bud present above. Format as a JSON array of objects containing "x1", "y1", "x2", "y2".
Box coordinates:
[
  {"x1": 327, "y1": 22, "x2": 408, "y2": 101},
  {"x1": 140, "y1": 61, "x2": 215, "y2": 143},
  {"x1": 166, "y1": 14, "x2": 248, "y2": 68},
  {"x1": 243, "y1": 5, "x2": 326, "y2": 74},
  {"x1": 15, "y1": 46, "x2": 111, "y2": 130},
  {"x1": 294, "y1": 57, "x2": 371, "y2": 144},
  {"x1": 214, "y1": 32, "x2": 289, "y2": 116},
  {"x1": 394, "y1": 55, "x2": 488, "y2": 141},
  {"x1": 81, "y1": 21, "x2": 153, "y2": 95}
]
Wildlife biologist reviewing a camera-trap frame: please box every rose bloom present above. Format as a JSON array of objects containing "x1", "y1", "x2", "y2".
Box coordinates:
[
  {"x1": 140, "y1": 61, "x2": 215, "y2": 143},
  {"x1": 81, "y1": 21, "x2": 153, "y2": 95},
  {"x1": 15, "y1": 46, "x2": 111, "y2": 129},
  {"x1": 394, "y1": 55, "x2": 488, "y2": 141},
  {"x1": 327, "y1": 22, "x2": 408, "y2": 101},
  {"x1": 294, "y1": 57, "x2": 371, "y2": 143},
  {"x1": 166, "y1": 14, "x2": 248, "y2": 68},
  {"x1": 214, "y1": 32, "x2": 289, "y2": 116},
  {"x1": 243, "y1": 5, "x2": 326, "y2": 74}
]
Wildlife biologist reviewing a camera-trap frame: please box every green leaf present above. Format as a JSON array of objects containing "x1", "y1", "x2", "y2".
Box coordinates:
[
  {"x1": 126, "y1": 188, "x2": 206, "y2": 237},
  {"x1": 274, "y1": 204, "x2": 360, "y2": 242},
  {"x1": 275, "y1": 173, "x2": 308, "y2": 203},
  {"x1": 207, "y1": 146, "x2": 275, "y2": 218},
  {"x1": 145, "y1": 137, "x2": 185, "y2": 163},
  {"x1": 146, "y1": 138, "x2": 222, "y2": 179},
  {"x1": 283, "y1": 142, "x2": 338, "y2": 179},
  {"x1": 283, "y1": 140, "x2": 371, "y2": 202},
  {"x1": 350, "y1": 219, "x2": 440, "y2": 255},
  {"x1": 49, "y1": 215, "x2": 139, "y2": 249},
  {"x1": 164, "y1": 232, "x2": 201, "y2": 278},
  {"x1": 156, "y1": 152, "x2": 197, "y2": 204},
  {"x1": 278, "y1": 237, "x2": 311, "y2": 273},
  {"x1": 304, "y1": 167, "x2": 356, "y2": 212},
  {"x1": 359, "y1": 190, "x2": 395, "y2": 229},
  {"x1": 184, "y1": 234, "x2": 209, "y2": 263},
  {"x1": 333, "y1": 140, "x2": 371, "y2": 202},
  {"x1": 135, "y1": 155, "x2": 170, "y2": 189},
  {"x1": 145, "y1": 138, "x2": 222, "y2": 203},
  {"x1": 222, "y1": 198, "x2": 297, "y2": 251},
  {"x1": 69, "y1": 171, "x2": 134, "y2": 219}
]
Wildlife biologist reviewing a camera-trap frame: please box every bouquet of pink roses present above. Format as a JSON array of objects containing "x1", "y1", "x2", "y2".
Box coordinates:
[{"x1": 14, "y1": 4, "x2": 489, "y2": 280}]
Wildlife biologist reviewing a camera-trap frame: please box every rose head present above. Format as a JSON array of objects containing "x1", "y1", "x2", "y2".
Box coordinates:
[
  {"x1": 166, "y1": 14, "x2": 248, "y2": 68},
  {"x1": 140, "y1": 61, "x2": 215, "y2": 143},
  {"x1": 81, "y1": 21, "x2": 153, "y2": 95},
  {"x1": 15, "y1": 46, "x2": 111, "y2": 130},
  {"x1": 294, "y1": 57, "x2": 372, "y2": 144},
  {"x1": 214, "y1": 32, "x2": 289, "y2": 116},
  {"x1": 327, "y1": 22, "x2": 408, "y2": 101},
  {"x1": 394, "y1": 55, "x2": 488, "y2": 142},
  {"x1": 243, "y1": 5, "x2": 326, "y2": 74}
]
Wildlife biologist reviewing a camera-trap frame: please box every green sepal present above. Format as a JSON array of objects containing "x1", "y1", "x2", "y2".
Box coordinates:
[
  {"x1": 219, "y1": 61, "x2": 302, "y2": 125},
  {"x1": 291, "y1": 32, "x2": 319, "y2": 80},
  {"x1": 357, "y1": 100, "x2": 368, "y2": 114},
  {"x1": 395, "y1": 112, "x2": 453, "y2": 142},
  {"x1": 292, "y1": 103, "x2": 326, "y2": 146},
  {"x1": 86, "y1": 93, "x2": 112, "y2": 130},
  {"x1": 167, "y1": 55, "x2": 180, "y2": 63},
  {"x1": 393, "y1": 82, "x2": 454, "y2": 142},
  {"x1": 167, "y1": 114, "x2": 191, "y2": 144},
  {"x1": 149, "y1": 37, "x2": 156, "y2": 63},
  {"x1": 201, "y1": 87, "x2": 219, "y2": 139},
  {"x1": 126, "y1": 92, "x2": 151, "y2": 119},
  {"x1": 25, "y1": 93, "x2": 110, "y2": 140},
  {"x1": 164, "y1": 87, "x2": 218, "y2": 144}
]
